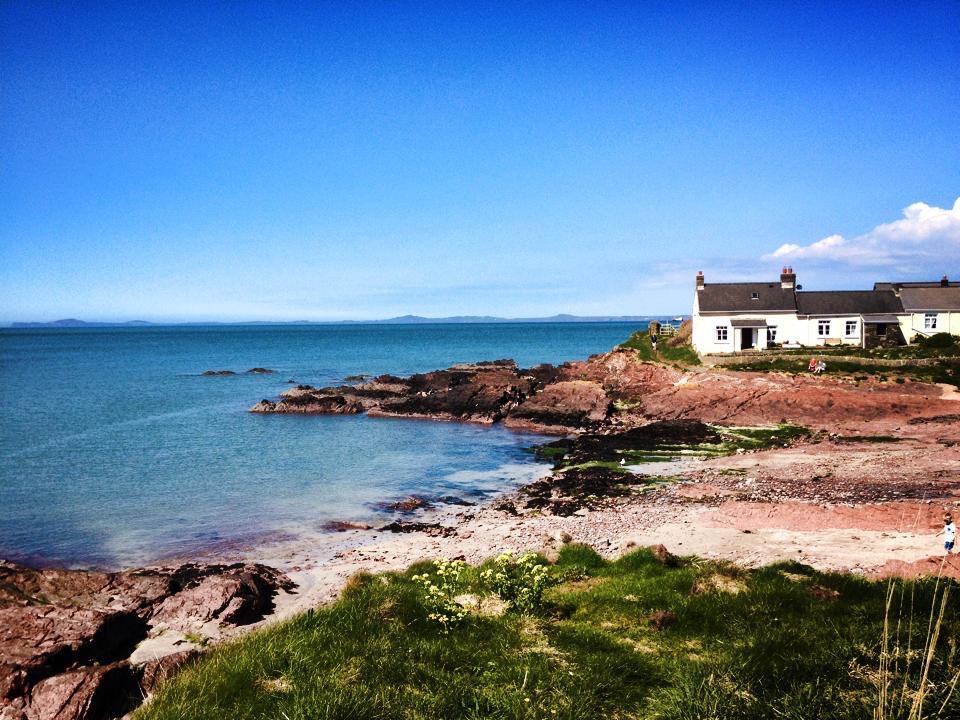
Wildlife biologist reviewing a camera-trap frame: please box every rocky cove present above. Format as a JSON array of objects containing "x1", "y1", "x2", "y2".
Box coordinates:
[{"x1": 4, "y1": 345, "x2": 960, "y2": 719}]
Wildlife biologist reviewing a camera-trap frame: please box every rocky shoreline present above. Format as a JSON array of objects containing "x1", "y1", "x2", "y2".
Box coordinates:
[
  {"x1": 0, "y1": 562, "x2": 294, "y2": 720},
  {"x1": 5, "y1": 347, "x2": 960, "y2": 719},
  {"x1": 248, "y1": 347, "x2": 960, "y2": 431}
]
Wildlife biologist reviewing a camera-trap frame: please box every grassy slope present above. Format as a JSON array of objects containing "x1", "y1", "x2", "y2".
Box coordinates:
[
  {"x1": 731, "y1": 356, "x2": 960, "y2": 386},
  {"x1": 138, "y1": 546, "x2": 959, "y2": 720},
  {"x1": 764, "y1": 333, "x2": 960, "y2": 361},
  {"x1": 727, "y1": 334, "x2": 960, "y2": 386},
  {"x1": 620, "y1": 331, "x2": 700, "y2": 366}
]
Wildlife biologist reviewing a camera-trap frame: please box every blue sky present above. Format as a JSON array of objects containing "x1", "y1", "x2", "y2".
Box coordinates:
[{"x1": 2, "y1": 1, "x2": 958, "y2": 322}]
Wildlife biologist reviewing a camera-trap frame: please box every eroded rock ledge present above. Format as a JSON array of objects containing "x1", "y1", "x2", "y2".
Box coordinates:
[
  {"x1": 248, "y1": 348, "x2": 959, "y2": 433},
  {"x1": 249, "y1": 358, "x2": 612, "y2": 433},
  {"x1": 0, "y1": 561, "x2": 295, "y2": 720}
]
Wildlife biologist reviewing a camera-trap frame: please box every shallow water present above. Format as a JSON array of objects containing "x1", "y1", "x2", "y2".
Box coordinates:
[{"x1": 0, "y1": 322, "x2": 643, "y2": 568}]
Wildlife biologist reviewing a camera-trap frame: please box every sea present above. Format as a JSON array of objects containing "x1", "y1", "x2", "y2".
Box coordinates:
[{"x1": 0, "y1": 322, "x2": 645, "y2": 569}]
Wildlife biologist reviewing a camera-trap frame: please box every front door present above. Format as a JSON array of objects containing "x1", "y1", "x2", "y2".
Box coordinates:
[{"x1": 740, "y1": 328, "x2": 754, "y2": 350}]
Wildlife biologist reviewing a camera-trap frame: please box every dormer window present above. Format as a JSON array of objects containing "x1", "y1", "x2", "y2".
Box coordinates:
[{"x1": 751, "y1": 292, "x2": 759, "y2": 300}]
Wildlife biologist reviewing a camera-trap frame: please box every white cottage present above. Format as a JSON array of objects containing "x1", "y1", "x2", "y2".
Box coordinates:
[
  {"x1": 691, "y1": 268, "x2": 799, "y2": 354},
  {"x1": 691, "y1": 268, "x2": 907, "y2": 355}
]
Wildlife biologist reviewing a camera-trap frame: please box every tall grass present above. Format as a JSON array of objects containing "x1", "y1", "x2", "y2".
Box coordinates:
[
  {"x1": 136, "y1": 548, "x2": 959, "y2": 720},
  {"x1": 874, "y1": 561, "x2": 959, "y2": 720}
]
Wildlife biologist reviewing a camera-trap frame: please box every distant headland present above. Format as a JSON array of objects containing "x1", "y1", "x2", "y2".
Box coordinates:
[{"x1": 8, "y1": 314, "x2": 675, "y2": 329}]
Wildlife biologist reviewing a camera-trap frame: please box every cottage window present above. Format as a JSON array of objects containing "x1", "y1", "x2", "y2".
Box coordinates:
[
  {"x1": 845, "y1": 320, "x2": 857, "y2": 337},
  {"x1": 924, "y1": 313, "x2": 938, "y2": 330},
  {"x1": 716, "y1": 326, "x2": 728, "y2": 342},
  {"x1": 817, "y1": 320, "x2": 831, "y2": 337},
  {"x1": 768, "y1": 326, "x2": 777, "y2": 344},
  {"x1": 751, "y1": 292, "x2": 759, "y2": 300}
]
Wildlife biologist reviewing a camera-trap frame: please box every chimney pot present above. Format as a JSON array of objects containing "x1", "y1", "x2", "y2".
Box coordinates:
[
  {"x1": 780, "y1": 266, "x2": 797, "y2": 290},
  {"x1": 696, "y1": 271, "x2": 705, "y2": 290},
  {"x1": 941, "y1": 274, "x2": 949, "y2": 287}
]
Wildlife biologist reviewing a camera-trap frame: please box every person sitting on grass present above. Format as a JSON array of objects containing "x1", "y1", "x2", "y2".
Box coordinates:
[
  {"x1": 808, "y1": 357, "x2": 818, "y2": 372},
  {"x1": 816, "y1": 359, "x2": 827, "y2": 374},
  {"x1": 945, "y1": 514, "x2": 956, "y2": 555}
]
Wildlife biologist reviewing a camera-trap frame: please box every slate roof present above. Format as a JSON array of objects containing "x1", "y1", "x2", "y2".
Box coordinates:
[
  {"x1": 899, "y1": 287, "x2": 960, "y2": 311},
  {"x1": 697, "y1": 283, "x2": 797, "y2": 312},
  {"x1": 796, "y1": 290, "x2": 903, "y2": 316},
  {"x1": 875, "y1": 280, "x2": 959, "y2": 290}
]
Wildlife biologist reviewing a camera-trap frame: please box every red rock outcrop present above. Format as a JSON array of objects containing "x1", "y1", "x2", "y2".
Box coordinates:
[
  {"x1": 249, "y1": 348, "x2": 959, "y2": 434},
  {"x1": 0, "y1": 561, "x2": 295, "y2": 720}
]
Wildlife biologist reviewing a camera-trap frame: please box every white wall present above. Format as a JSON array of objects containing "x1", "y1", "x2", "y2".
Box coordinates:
[
  {"x1": 692, "y1": 309, "x2": 799, "y2": 354},
  {"x1": 899, "y1": 312, "x2": 958, "y2": 343},
  {"x1": 692, "y1": 310, "x2": 868, "y2": 354},
  {"x1": 793, "y1": 316, "x2": 863, "y2": 347}
]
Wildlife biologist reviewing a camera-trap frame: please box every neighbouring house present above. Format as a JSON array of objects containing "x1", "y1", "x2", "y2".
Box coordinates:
[
  {"x1": 875, "y1": 276, "x2": 960, "y2": 341},
  {"x1": 691, "y1": 268, "x2": 957, "y2": 355}
]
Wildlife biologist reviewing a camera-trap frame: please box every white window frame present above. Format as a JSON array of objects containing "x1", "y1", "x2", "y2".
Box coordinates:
[
  {"x1": 844, "y1": 320, "x2": 857, "y2": 337},
  {"x1": 716, "y1": 326, "x2": 728, "y2": 342},
  {"x1": 817, "y1": 320, "x2": 831, "y2": 337},
  {"x1": 924, "y1": 313, "x2": 938, "y2": 330},
  {"x1": 767, "y1": 327, "x2": 777, "y2": 344}
]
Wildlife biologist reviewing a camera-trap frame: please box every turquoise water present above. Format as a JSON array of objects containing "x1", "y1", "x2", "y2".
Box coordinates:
[{"x1": 0, "y1": 323, "x2": 642, "y2": 569}]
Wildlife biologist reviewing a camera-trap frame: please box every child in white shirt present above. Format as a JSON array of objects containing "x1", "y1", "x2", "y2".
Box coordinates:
[{"x1": 944, "y1": 514, "x2": 956, "y2": 554}]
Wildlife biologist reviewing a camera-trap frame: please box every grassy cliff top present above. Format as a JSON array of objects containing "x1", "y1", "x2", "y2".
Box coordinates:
[{"x1": 137, "y1": 546, "x2": 958, "y2": 720}]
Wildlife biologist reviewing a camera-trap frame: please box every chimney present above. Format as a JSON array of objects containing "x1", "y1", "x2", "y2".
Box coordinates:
[
  {"x1": 780, "y1": 266, "x2": 796, "y2": 290},
  {"x1": 941, "y1": 274, "x2": 949, "y2": 287},
  {"x1": 696, "y1": 271, "x2": 705, "y2": 290}
]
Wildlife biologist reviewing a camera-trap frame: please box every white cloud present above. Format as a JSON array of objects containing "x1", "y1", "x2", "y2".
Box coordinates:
[{"x1": 763, "y1": 197, "x2": 960, "y2": 268}]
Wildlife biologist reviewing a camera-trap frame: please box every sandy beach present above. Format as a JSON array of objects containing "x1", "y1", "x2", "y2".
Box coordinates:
[{"x1": 254, "y1": 422, "x2": 960, "y2": 626}]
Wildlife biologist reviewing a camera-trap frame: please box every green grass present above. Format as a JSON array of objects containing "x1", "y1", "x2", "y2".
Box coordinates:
[
  {"x1": 620, "y1": 331, "x2": 701, "y2": 366},
  {"x1": 137, "y1": 547, "x2": 959, "y2": 720},
  {"x1": 732, "y1": 356, "x2": 960, "y2": 386},
  {"x1": 761, "y1": 333, "x2": 960, "y2": 361}
]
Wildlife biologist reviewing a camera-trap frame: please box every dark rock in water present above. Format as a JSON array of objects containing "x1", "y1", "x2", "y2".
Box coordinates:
[
  {"x1": 0, "y1": 560, "x2": 295, "y2": 720},
  {"x1": 378, "y1": 521, "x2": 456, "y2": 537},
  {"x1": 320, "y1": 521, "x2": 373, "y2": 532},
  {"x1": 201, "y1": 370, "x2": 235, "y2": 376},
  {"x1": 344, "y1": 374, "x2": 369, "y2": 382},
  {"x1": 435, "y1": 496, "x2": 475, "y2": 507},
  {"x1": 286, "y1": 379, "x2": 296, "y2": 384},
  {"x1": 373, "y1": 496, "x2": 434, "y2": 513},
  {"x1": 247, "y1": 367, "x2": 275, "y2": 374},
  {"x1": 248, "y1": 387, "x2": 364, "y2": 415},
  {"x1": 247, "y1": 359, "x2": 580, "y2": 428}
]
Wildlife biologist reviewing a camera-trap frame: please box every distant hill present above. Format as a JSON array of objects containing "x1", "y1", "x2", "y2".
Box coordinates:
[
  {"x1": 10, "y1": 319, "x2": 154, "y2": 328},
  {"x1": 9, "y1": 314, "x2": 678, "y2": 328},
  {"x1": 343, "y1": 314, "x2": 666, "y2": 324}
]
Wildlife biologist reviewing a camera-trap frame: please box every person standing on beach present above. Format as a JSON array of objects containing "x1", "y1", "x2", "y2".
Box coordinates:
[{"x1": 945, "y1": 514, "x2": 956, "y2": 554}]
